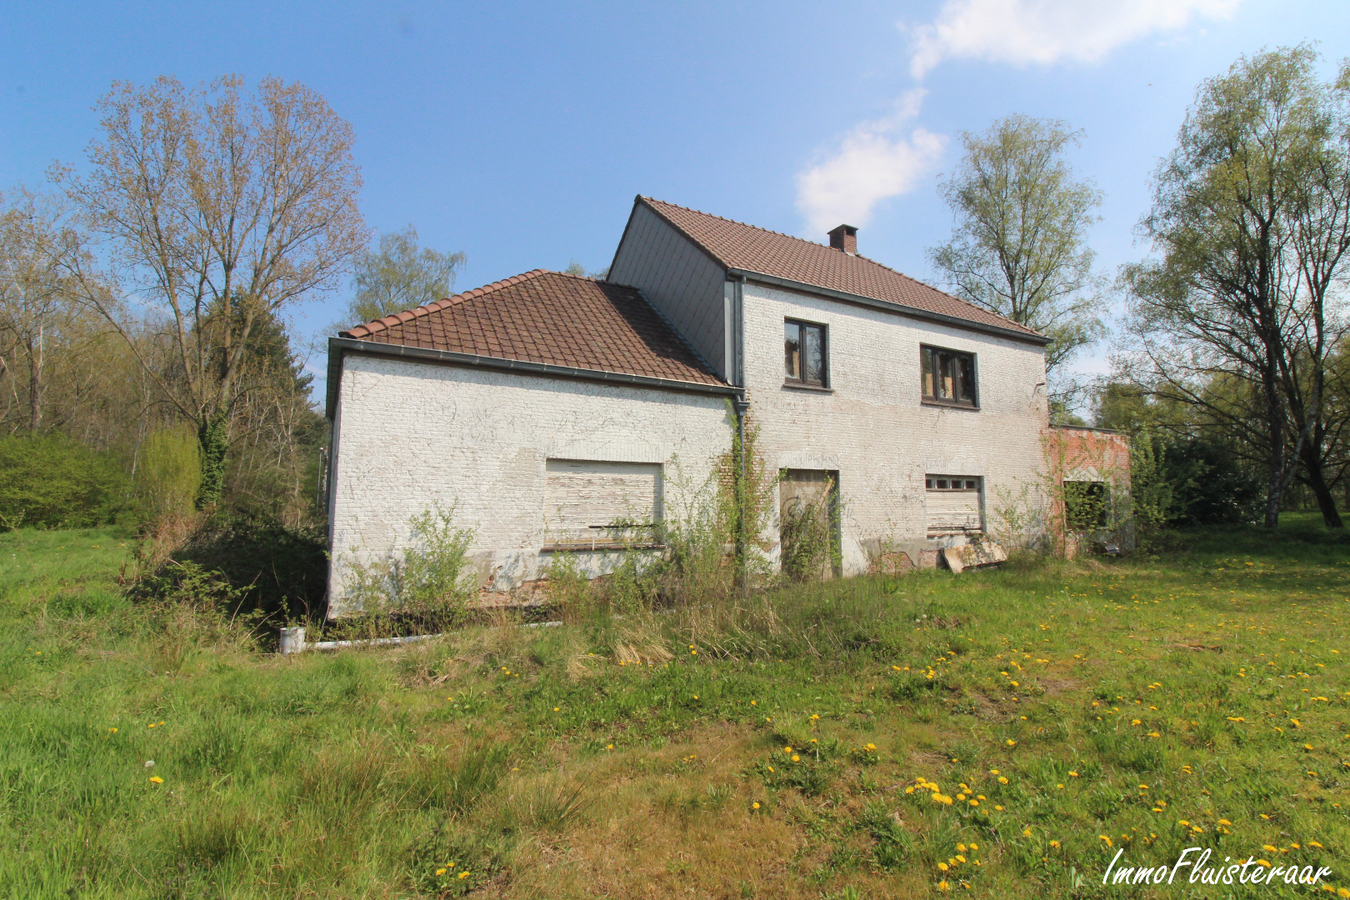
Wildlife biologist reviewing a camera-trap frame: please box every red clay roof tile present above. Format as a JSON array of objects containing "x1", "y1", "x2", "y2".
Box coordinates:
[
  {"x1": 639, "y1": 197, "x2": 1044, "y2": 340},
  {"x1": 339, "y1": 269, "x2": 725, "y2": 387}
]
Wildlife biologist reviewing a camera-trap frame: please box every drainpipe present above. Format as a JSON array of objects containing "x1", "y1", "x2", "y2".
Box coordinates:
[{"x1": 730, "y1": 274, "x2": 749, "y2": 598}]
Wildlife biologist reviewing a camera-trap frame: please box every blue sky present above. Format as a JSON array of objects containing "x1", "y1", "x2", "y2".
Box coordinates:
[{"x1": 2, "y1": 1, "x2": 1347, "y2": 399}]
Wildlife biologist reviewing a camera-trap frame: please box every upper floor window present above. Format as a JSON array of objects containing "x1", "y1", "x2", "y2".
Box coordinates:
[
  {"x1": 785, "y1": 319, "x2": 827, "y2": 387},
  {"x1": 921, "y1": 345, "x2": 976, "y2": 407}
]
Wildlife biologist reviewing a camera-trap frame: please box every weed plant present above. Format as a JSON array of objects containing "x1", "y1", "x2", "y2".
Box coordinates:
[{"x1": 0, "y1": 516, "x2": 1347, "y2": 898}]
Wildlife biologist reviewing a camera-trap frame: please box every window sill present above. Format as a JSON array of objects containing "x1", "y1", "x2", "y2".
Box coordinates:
[
  {"x1": 921, "y1": 399, "x2": 979, "y2": 411},
  {"x1": 783, "y1": 381, "x2": 833, "y2": 394}
]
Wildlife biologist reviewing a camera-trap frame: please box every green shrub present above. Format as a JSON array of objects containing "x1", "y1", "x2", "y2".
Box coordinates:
[
  {"x1": 345, "y1": 503, "x2": 476, "y2": 627},
  {"x1": 134, "y1": 424, "x2": 200, "y2": 522},
  {"x1": 169, "y1": 517, "x2": 328, "y2": 623},
  {"x1": 0, "y1": 433, "x2": 130, "y2": 530}
]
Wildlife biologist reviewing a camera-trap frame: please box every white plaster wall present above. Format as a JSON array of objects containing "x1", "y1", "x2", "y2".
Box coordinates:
[
  {"x1": 327, "y1": 355, "x2": 732, "y2": 617},
  {"x1": 742, "y1": 283, "x2": 1049, "y2": 574}
]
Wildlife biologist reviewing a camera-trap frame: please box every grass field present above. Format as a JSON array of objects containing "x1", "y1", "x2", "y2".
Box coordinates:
[{"x1": 1, "y1": 520, "x2": 1347, "y2": 899}]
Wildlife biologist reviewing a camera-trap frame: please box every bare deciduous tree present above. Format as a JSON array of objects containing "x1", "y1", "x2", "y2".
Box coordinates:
[{"x1": 53, "y1": 75, "x2": 367, "y2": 507}]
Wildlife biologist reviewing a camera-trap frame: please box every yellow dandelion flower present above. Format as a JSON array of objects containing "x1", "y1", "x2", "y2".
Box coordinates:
[
  {"x1": 752, "y1": 801, "x2": 760, "y2": 810},
  {"x1": 436, "y1": 868, "x2": 447, "y2": 876},
  {"x1": 1050, "y1": 840, "x2": 1060, "y2": 848},
  {"x1": 149, "y1": 776, "x2": 163, "y2": 784},
  {"x1": 1100, "y1": 835, "x2": 1113, "y2": 847},
  {"x1": 956, "y1": 843, "x2": 967, "y2": 852},
  {"x1": 955, "y1": 855, "x2": 966, "y2": 863},
  {"x1": 969, "y1": 843, "x2": 978, "y2": 851},
  {"x1": 1023, "y1": 827, "x2": 1033, "y2": 837},
  {"x1": 998, "y1": 776, "x2": 1009, "y2": 785},
  {"x1": 937, "y1": 880, "x2": 950, "y2": 892},
  {"x1": 791, "y1": 755, "x2": 799, "y2": 762},
  {"x1": 108, "y1": 727, "x2": 117, "y2": 733},
  {"x1": 994, "y1": 805, "x2": 1004, "y2": 811},
  {"x1": 1006, "y1": 739, "x2": 1016, "y2": 747},
  {"x1": 938, "y1": 862, "x2": 949, "y2": 872},
  {"x1": 458, "y1": 871, "x2": 470, "y2": 879},
  {"x1": 1068, "y1": 771, "x2": 1078, "y2": 777}
]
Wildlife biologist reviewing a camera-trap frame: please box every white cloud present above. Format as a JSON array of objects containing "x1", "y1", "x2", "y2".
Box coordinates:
[
  {"x1": 796, "y1": 89, "x2": 946, "y2": 236},
  {"x1": 906, "y1": 0, "x2": 1239, "y2": 78}
]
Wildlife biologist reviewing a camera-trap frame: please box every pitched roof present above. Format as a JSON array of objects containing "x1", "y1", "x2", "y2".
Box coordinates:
[
  {"x1": 339, "y1": 269, "x2": 726, "y2": 387},
  {"x1": 638, "y1": 197, "x2": 1046, "y2": 340}
]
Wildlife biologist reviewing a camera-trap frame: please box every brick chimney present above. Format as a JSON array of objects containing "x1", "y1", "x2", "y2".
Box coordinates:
[{"x1": 828, "y1": 224, "x2": 857, "y2": 255}]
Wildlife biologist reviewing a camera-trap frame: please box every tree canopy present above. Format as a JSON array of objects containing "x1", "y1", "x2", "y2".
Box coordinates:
[
  {"x1": 54, "y1": 75, "x2": 367, "y2": 507},
  {"x1": 338, "y1": 225, "x2": 465, "y2": 327},
  {"x1": 929, "y1": 115, "x2": 1105, "y2": 379},
  {"x1": 1122, "y1": 46, "x2": 1350, "y2": 528}
]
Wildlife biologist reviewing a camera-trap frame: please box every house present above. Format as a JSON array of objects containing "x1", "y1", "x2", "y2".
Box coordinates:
[{"x1": 324, "y1": 196, "x2": 1106, "y2": 618}]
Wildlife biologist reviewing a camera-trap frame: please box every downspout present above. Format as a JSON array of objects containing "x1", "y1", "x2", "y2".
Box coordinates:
[{"x1": 730, "y1": 274, "x2": 750, "y2": 598}]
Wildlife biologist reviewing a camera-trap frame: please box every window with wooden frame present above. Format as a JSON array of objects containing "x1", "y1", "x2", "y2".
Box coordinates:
[
  {"x1": 784, "y1": 319, "x2": 827, "y2": 387},
  {"x1": 921, "y1": 345, "x2": 977, "y2": 407}
]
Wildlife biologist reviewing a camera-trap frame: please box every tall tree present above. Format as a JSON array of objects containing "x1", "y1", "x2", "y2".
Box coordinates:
[
  {"x1": 929, "y1": 115, "x2": 1105, "y2": 380},
  {"x1": 1123, "y1": 47, "x2": 1350, "y2": 528},
  {"x1": 337, "y1": 225, "x2": 464, "y2": 326},
  {"x1": 54, "y1": 76, "x2": 367, "y2": 507},
  {"x1": 0, "y1": 188, "x2": 107, "y2": 432}
]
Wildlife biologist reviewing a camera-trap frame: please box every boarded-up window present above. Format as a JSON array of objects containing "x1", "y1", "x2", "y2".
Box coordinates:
[
  {"x1": 925, "y1": 475, "x2": 983, "y2": 536},
  {"x1": 544, "y1": 460, "x2": 663, "y2": 549}
]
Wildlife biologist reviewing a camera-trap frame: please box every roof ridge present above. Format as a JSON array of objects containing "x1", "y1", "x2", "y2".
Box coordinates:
[
  {"x1": 641, "y1": 196, "x2": 1039, "y2": 338},
  {"x1": 341, "y1": 268, "x2": 550, "y2": 338}
]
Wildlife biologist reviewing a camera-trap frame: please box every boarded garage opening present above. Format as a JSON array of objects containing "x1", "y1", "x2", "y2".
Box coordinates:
[
  {"x1": 544, "y1": 459, "x2": 663, "y2": 550},
  {"x1": 926, "y1": 475, "x2": 983, "y2": 536},
  {"x1": 779, "y1": 469, "x2": 840, "y2": 580}
]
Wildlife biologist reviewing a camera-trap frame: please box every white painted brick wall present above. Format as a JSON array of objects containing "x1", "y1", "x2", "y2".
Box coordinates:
[
  {"x1": 742, "y1": 283, "x2": 1049, "y2": 574},
  {"x1": 327, "y1": 355, "x2": 731, "y2": 617}
]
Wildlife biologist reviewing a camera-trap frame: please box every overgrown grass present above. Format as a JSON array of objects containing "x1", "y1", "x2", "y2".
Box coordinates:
[{"x1": 0, "y1": 520, "x2": 1346, "y2": 898}]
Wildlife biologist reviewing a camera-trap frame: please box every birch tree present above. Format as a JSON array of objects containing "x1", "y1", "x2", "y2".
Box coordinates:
[{"x1": 1123, "y1": 47, "x2": 1350, "y2": 528}]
